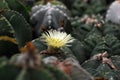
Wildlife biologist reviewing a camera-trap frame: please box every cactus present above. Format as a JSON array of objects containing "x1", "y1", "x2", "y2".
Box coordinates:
[
  {"x1": 0, "y1": 0, "x2": 29, "y2": 21},
  {"x1": 1, "y1": 10, "x2": 32, "y2": 48},
  {"x1": 0, "y1": 42, "x2": 70, "y2": 80},
  {"x1": 43, "y1": 56, "x2": 94, "y2": 80},
  {"x1": 31, "y1": 2, "x2": 71, "y2": 37},
  {"x1": 35, "y1": 30, "x2": 75, "y2": 60},
  {"x1": 32, "y1": 38, "x2": 47, "y2": 52},
  {"x1": 71, "y1": 0, "x2": 107, "y2": 16},
  {"x1": 0, "y1": 15, "x2": 19, "y2": 57},
  {"x1": 0, "y1": 0, "x2": 32, "y2": 57},
  {"x1": 69, "y1": 39, "x2": 87, "y2": 64},
  {"x1": 33, "y1": 30, "x2": 93, "y2": 80},
  {"x1": 5, "y1": 0, "x2": 30, "y2": 21},
  {"x1": 82, "y1": 52, "x2": 120, "y2": 80},
  {"x1": 0, "y1": 10, "x2": 32, "y2": 57},
  {"x1": 103, "y1": 21, "x2": 120, "y2": 40},
  {"x1": 71, "y1": 15, "x2": 103, "y2": 41},
  {"x1": 56, "y1": 58, "x2": 94, "y2": 80},
  {"x1": 91, "y1": 35, "x2": 120, "y2": 57},
  {"x1": 71, "y1": 15, "x2": 120, "y2": 59}
]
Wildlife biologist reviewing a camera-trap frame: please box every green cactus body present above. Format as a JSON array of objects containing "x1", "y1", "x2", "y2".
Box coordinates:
[
  {"x1": 103, "y1": 22, "x2": 120, "y2": 40},
  {"x1": 32, "y1": 38, "x2": 47, "y2": 52},
  {"x1": 0, "y1": 65, "x2": 70, "y2": 80},
  {"x1": 31, "y1": 2, "x2": 71, "y2": 37},
  {"x1": 0, "y1": 15, "x2": 19, "y2": 57},
  {"x1": 0, "y1": 42, "x2": 70, "y2": 80},
  {"x1": 0, "y1": 10, "x2": 32, "y2": 57},
  {"x1": 0, "y1": 64, "x2": 57, "y2": 80},
  {"x1": 1, "y1": 10, "x2": 32, "y2": 48},
  {"x1": 71, "y1": 15, "x2": 103, "y2": 41},
  {"x1": 69, "y1": 39, "x2": 88, "y2": 64},
  {"x1": 82, "y1": 58, "x2": 119, "y2": 80},
  {"x1": 32, "y1": 30, "x2": 76, "y2": 61},
  {"x1": 71, "y1": 0, "x2": 107, "y2": 16},
  {"x1": 91, "y1": 35, "x2": 120, "y2": 57},
  {"x1": 5, "y1": 0, "x2": 30, "y2": 21}
]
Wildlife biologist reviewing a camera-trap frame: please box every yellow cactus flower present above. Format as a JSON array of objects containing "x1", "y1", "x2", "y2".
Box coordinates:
[{"x1": 41, "y1": 30, "x2": 74, "y2": 48}]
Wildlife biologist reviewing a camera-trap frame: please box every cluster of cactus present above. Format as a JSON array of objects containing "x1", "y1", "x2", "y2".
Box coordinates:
[
  {"x1": 70, "y1": 14, "x2": 120, "y2": 62},
  {"x1": 70, "y1": 0, "x2": 108, "y2": 17},
  {"x1": 1, "y1": 0, "x2": 120, "y2": 80}
]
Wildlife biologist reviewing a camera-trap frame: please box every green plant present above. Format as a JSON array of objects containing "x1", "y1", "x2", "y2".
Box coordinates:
[
  {"x1": 0, "y1": 42, "x2": 70, "y2": 80},
  {"x1": 82, "y1": 52, "x2": 120, "y2": 80},
  {"x1": 31, "y1": 2, "x2": 71, "y2": 37},
  {"x1": 0, "y1": 2, "x2": 32, "y2": 57},
  {"x1": 71, "y1": 0, "x2": 107, "y2": 16}
]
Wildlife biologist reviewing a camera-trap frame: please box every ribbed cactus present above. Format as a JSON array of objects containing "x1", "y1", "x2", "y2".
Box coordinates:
[
  {"x1": 33, "y1": 30, "x2": 75, "y2": 60},
  {"x1": 0, "y1": 0, "x2": 32, "y2": 57},
  {"x1": 1, "y1": 1, "x2": 120, "y2": 80},
  {"x1": 7, "y1": 0, "x2": 29, "y2": 21},
  {"x1": 82, "y1": 52, "x2": 120, "y2": 80},
  {"x1": 90, "y1": 34, "x2": 120, "y2": 57},
  {"x1": 1, "y1": 10, "x2": 32, "y2": 47},
  {"x1": 43, "y1": 56, "x2": 94, "y2": 80},
  {"x1": 0, "y1": 42, "x2": 70, "y2": 80},
  {"x1": 71, "y1": 15, "x2": 103, "y2": 41},
  {"x1": 0, "y1": 9, "x2": 32, "y2": 57},
  {"x1": 106, "y1": 0, "x2": 120, "y2": 24},
  {"x1": 57, "y1": 58, "x2": 94, "y2": 80},
  {"x1": 70, "y1": 15, "x2": 120, "y2": 60},
  {"x1": 0, "y1": 0, "x2": 29, "y2": 21},
  {"x1": 103, "y1": 21, "x2": 120, "y2": 40},
  {"x1": 31, "y1": 2, "x2": 71, "y2": 37},
  {"x1": 71, "y1": 0, "x2": 107, "y2": 16},
  {"x1": 0, "y1": 15, "x2": 19, "y2": 57}
]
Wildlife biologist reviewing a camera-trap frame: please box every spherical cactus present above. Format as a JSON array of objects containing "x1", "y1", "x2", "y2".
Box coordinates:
[
  {"x1": 30, "y1": 2, "x2": 71, "y2": 37},
  {"x1": 56, "y1": 58, "x2": 94, "y2": 80},
  {"x1": 82, "y1": 52, "x2": 120, "y2": 80},
  {"x1": 0, "y1": 10, "x2": 32, "y2": 57},
  {"x1": 0, "y1": 14, "x2": 19, "y2": 57},
  {"x1": 0, "y1": 42, "x2": 70, "y2": 80},
  {"x1": 43, "y1": 56, "x2": 94, "y2": 80},
  {"x1": 0, "y1": 0, "x2": 32, "y2": 57},
  {"x1": 37, "y1": 30, "x2": 75, "y2": 60},
  {"x1": 90, "y1": 34, "x2": 120, "y2": 57},
  {"x1": 106, "y1": 0, "x2": 120, "y2": 24}
]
